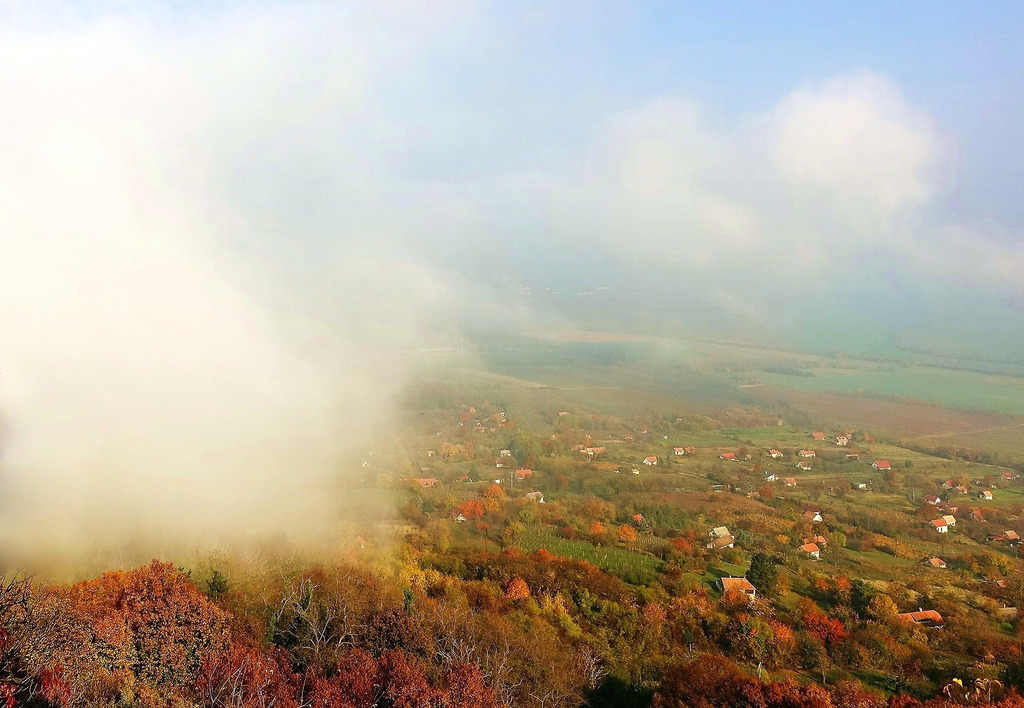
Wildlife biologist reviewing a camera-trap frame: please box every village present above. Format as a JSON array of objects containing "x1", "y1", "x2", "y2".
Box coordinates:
[{"x1": 350, "y1": 392, "x2": 1022, "y2": 660}]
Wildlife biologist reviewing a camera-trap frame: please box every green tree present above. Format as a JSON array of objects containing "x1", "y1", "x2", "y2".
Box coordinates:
[{"x1": 745, "y1": 553, "x2": 780, "y2": 597}]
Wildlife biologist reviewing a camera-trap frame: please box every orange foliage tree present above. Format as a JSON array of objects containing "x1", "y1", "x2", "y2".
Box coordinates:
[{"x1": 617, "y1": 524, "x2": 639, "y2": 544}]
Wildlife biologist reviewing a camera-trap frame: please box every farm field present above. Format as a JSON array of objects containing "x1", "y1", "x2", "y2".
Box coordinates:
[
  {"x1": 515, "y1": 527, "x2": 664, "y2": 584},
  {"x1": 758, "y1": 365, "x2": 1024, "y2": 416},
  {"x1": 743, "y1": 385, "x2": 1018, "y2": 437}
]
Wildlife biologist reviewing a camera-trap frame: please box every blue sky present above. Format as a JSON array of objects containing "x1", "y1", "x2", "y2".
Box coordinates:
[{"x1": 390, "y1": 1, "x2": 1024, "y2": 222}]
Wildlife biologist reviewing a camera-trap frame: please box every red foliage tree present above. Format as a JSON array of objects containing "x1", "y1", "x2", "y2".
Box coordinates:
[
  {"x1": 197, "y1": 642, "x2": 298, "y2": 708},
  {"x1": 802, "y1": 611, "x2": 847, "y2": 647},
  {"x1": 69, "y1": 560, "x2": 231, "y2": 699},
  {"x1": 461, "y1": 500, "x2": 485, "y2": 519}
]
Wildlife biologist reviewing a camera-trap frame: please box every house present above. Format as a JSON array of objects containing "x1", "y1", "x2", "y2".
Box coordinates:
[
  {"x1": 515, "y1": 469, "x2": 533, "y2": 481},
  {"x1": 710, "y1": 484, "x2": 725, "y2": 493},
  {"x1": 979, "y1": 490, "x2": 993, "y2": 500},
  {"x1": 845, "y1": 453, "x2": 860, "y2": 460},
  {"x1": 941, "y1": 515, "x2": 957, "y2": 527},
  {"x1": 411, "y1": 478, "x2": 439, "y2": 488},
  {"x1": 768, "y1": 449, "x2": 784, "y2": 458},
  {"x1": 835, "y1": 435, "x2": 850, "y2": 446},
  {"x1": 499, "y1": 449, "x2": 512, "y2": 457},
  {"x1": 927, "y1": 557, "x2": 947, "y2": 569},
  {"x1": 719, "y1": 577, "x2": 756, "y2": 601},
  {"x1": 707, "y1": 527, "x2": 736, "y2": 549},
  {"x1": 873, "y1": 460, "x2": 892, "y2": 470},
  {"x1": 633, "y1": 513, "x2": 644, "y2": 524},
  {"x1": 456, "y1": 475, "x2": 471, "y2": 483},
  {"x1": 643, "y1": 456, "x2": 658, "y2": 466},
  {"x1": 798, "y1": 450, "x2": 816, "y2": 458},
  {"x1": 683, "y1": 446, "x2": 696, "y2": 454},
  {"x1": 803, "y1": 510, "x2": 823, "y2": 523},
  {"x1": 854, "y1": 482, "x2": 869, "y2": 490},
  {"x1": 931, "y1": 518, "x2": 949, "y2": 533},
  {"x1": 1006, "y1": 530, "x2": 1020, "y2": 541},
  {"x1": 796, "y1": 462, "x2": 812, "y2": 472},
  {"x1": 1002, "y1": 471, "x2": 1020, "y2": 481},
  {"x1": 673, "y1": 447, "x2": 685, "y2": 455},
  {"x1": 525, "y1": 491, "x2": 545, "y2": 503},
  {"x1": 804, "y1": 534, "x2": 827, "y2": 546},
  {"x1": 898, "y1": 610, "x2": 944, "y2": 628},
  {"x1": 452, "y1": 512, "x2": 467, "y2": 523},
  {"x1": 811, "y1": 432, "x2": 826, "y2": 440},
  {"x1": 764, "y1": 472, "x2": 779, "y2": 482},
  {"x1": 720, "y1": 452, "x2": 737, "y2": 461},
  {"x1": 631, "y1": 468, "x2": 641, "y2": 475},
  {"x1": 971, "y1": 509, "x2": 986, "y2": 522},
  {"x1": 956, "y1": 485, "x2": 969, "y2": 495},
  {"x1": 799, "y1": 542, "x2": 821, "y2": 559},
  {"x1": 942, "y1": 480, "x2": 956, "y2": 490},
  {"x1": 925, "y1": 494, "x2": 942, "y2": 505},
  {"x1": 784, "y1": 477, "x2": 797, "y2": 488}
]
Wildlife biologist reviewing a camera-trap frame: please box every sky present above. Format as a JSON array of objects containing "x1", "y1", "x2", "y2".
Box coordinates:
[{"x1": 0, "y1": 0, "x2": 1022, "y2": 559}]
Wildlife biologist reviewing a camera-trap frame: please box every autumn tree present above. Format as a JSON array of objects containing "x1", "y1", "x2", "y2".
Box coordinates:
[
  {"x1": 617, "y1": 524, "x2": 639, "y2": 544},
  {"x1": 505, "y1": 578, "x2": 531, "y2": 602},
  {"x1": 69, "y1": 560, "x2": 231, "y2": 698}
]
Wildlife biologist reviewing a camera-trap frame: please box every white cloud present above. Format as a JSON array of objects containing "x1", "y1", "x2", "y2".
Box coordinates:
[{"x1": 771, "y1": 71, "x2": 939, "y2": 226}]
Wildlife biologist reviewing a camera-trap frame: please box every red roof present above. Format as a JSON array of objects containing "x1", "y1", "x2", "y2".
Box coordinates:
[
  {"x1": 874, "y1": 460, "x2": 891, "y2": 469},
  {"x1": 899, "y1": 610, "x2": 943, "y2": 625},
  {"x1": 931, "y1": 518, "x2": 948, "y2": 528},
  {"x1": 799, "y1": 543, "x2": 820, "y2": 554},
  {"x1": 720, "y1": 452, "x2": 736, "y2": 460},
  {"x1": 811, "y1": 432, "x2": 826, "y2": 440},
  {"x1": 515, "y1": 469, "x2": 533, "y2": 479},
  {"x1": 720, "y1": 577, "x2": 756, "y2": 594}
]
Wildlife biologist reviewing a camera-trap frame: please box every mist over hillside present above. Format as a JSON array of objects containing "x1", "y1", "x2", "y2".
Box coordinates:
[{"x1": 1, "y1": 1, "x2": 1023, "y2": 565}]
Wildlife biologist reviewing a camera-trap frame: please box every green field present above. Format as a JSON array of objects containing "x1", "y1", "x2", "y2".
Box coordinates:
[
  {"x1": 515, "y1": 527, "x2": 664, "y2": 583},
  {"x1": 760, "y1": 365, "x2": 1024, "y2": 416}
]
